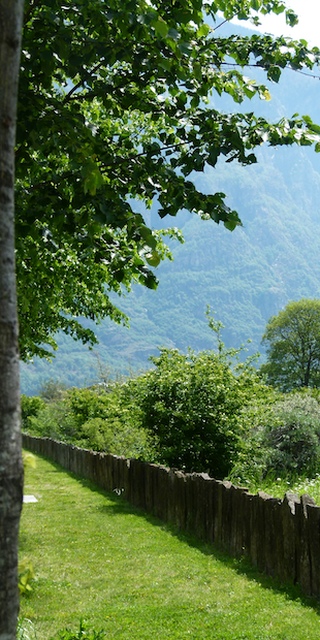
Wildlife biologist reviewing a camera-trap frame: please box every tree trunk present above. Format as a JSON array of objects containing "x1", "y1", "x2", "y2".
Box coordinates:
[
  {"x1": 0, "y1": 1, "x2": 24, "y2": 638},
  {"x1": 303, "y1": 347, "x2": 313, "y2": 387}
]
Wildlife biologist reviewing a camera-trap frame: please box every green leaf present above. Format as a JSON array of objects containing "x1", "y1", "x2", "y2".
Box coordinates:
[
  {"x1": 224, "y1": 219, "x2": 238, "y2": 231},
  {"x1": 143, "y1": 273, "x2": 158, "y2": 290},
  {"x1": 167, "y1": 27, "x2": 180, "y2": 40},
  {"x1": 146, "y1": 250, "x2": 161, "y2": 267},
  {"x1": 82, "y1": 161, "x2": 104, "y2": 195},
  {"x1": 250, "y1": 0, "x2": 261, "y2": 10},
  {"x1": 307, "y1": 123, "x2": 320, "y2": 135},
  {"x1": 193, "y1": 62, "x2": 202, "y2": 81},
  {"x1": 190, "y1": 95, "x2": 200, "y2": 109},
  {"x1": 243, "y1": 85, "x2": 256, "y2": 99},
  {"x1": 179, "y1": 41, "x2": 193, "y2": 56},
  {"x1": 138, "y1": 227, "x2": 158, "y2": 250},
  {"x1": 286, "y1": 9, "x2": 299, "y2": 27},
  {"x1": 260, "y1": 87, "x2": 271, "y2": 101},
  {"x1": 153, "y1": 19, "x2": 169, "y2": 38},
  {"x1": 267, "y1": 66, "x2": 281, "y2": 83},
  {"x1": 196, "y1": 23, "x2": 210, "y2": 37},
  {"x1": 302, "y1": 114, "x2": 313, "y2": 125}
]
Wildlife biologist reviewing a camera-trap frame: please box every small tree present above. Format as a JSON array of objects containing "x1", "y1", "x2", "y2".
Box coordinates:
[
  {"x1": 261, "y1": 299, "x2": 320, "y2": 391},
  {"x1": 133, "y1": 311, "x2": 264, "y2": 479}
]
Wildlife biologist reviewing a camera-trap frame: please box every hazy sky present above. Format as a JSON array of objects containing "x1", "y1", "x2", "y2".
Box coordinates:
[{"x1": 233, "y1": 1, "x2": 320, "y2": 48}]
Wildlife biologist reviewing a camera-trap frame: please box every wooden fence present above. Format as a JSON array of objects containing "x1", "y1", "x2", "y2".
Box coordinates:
[{"x1": 22, "y1": 433, "x2": 320, "y2": 598}]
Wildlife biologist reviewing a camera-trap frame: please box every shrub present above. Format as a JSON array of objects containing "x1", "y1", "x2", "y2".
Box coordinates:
[
  {"x1": 131, "y1": 346, "x2": 265, "y2": 479},
  {"x1": 231, "y1": 391, "x2": 320, "y2": 482},
  {"x1": 263, "y1": 393, "x2": 320, "y2": 476},
  {"x1": 25, "y1": 399, "x2": 76, "y2": 440},
  {"x1": 24, "y1": 383, "x2": 157, "y2": 461},
  {"x1": 21, "y1": 394, "x2": 46, "y2": 431},
  {"x1": 39, "y1": 379, "x2": 67, "y2": 401}
]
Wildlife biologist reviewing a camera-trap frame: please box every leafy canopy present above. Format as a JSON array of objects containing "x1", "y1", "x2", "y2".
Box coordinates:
[
  {"x1": 261, "y1": 299, "x2": 320, "y2": 390},
  {"x1": 17, "y1": 0, "x2": 320, "y2": 359}
]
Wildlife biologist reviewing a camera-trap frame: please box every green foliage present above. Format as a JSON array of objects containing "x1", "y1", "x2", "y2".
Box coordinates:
[
  {"x1": 263, "y1": 393, "x2": 320, "y2": 476},
  {"x1": 16, "y1": 0, "x2": 320, "y2": 360},
  {"x1": 133, "y1": 349, "x2": 239, "y2": 477},
  {"x1": 17, "y1": 618, "x2": 37, "y2": 640},
  {"x1": 26, "y1": 399, "x2": 76, "y2": 441},
  {"x1": 23, "y1": 312, "x2": 271, "y2": 478},
  {"x1": 128, "y1": 313, "x2": 266, "y2": 478},
  {"x1": 51, "y1": 620, "x2": 105, "y2": 640},
  {"x1": 18, "y1": 558, "x2": 35, "y2": 596},
  {"x1": 261, "y1": 298, "x2": 320, "y2": 390},
  {"x1": 39, "y1": 380, "x2": 68, "y2": 402},
  {"x1": 21, "y1": 394, "x2": 46, "y2": 431},
  {"x1": 25, "y1": 384, "x2": 156, "y2": 461},
  {"x1": 22, "y1": 311, "x2": 320, "y2": 482},
  {"x1": 232, "y1": 391, "x2": 320, "y2": 482}
]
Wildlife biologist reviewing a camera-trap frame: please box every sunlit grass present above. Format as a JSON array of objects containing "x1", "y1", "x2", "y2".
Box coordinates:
[
  {"x1": 240, "y1": 473, "x2": 320, "y2": 504},
  {"x1": 20, "y1": 453, "x2": 320, "y2": 640}
]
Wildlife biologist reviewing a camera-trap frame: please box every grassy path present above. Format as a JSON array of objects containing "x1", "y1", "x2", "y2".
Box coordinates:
[{"x1": 20, "y1": 454, "x2": 320, "y2": 640}]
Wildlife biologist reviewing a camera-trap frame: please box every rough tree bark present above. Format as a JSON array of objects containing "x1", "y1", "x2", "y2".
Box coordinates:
[{"x1": 0, "y1": 1, "x2": 24, "y2": 638}]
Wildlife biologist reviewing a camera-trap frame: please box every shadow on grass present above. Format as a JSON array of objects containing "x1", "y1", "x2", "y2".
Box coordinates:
[{"x1": 32, "y1": 454, "x2": 320, "y2": 615}]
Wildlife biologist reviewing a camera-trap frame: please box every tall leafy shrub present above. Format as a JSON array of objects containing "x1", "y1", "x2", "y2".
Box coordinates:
[
  {"x1": 262, "y1": 393, "x2": 320, "y2": 476},
  {"x1": 21, "y1": 394, "x2": 46, "y2": 431},
  {"x1": 232, "y1": 391, "x2": 320, "y2": 482},
  {"x1": 133, "y1": 344, "x2": 264, "y2": 479}
]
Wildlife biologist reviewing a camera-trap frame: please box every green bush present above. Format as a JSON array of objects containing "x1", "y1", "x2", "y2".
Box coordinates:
[
  {"x1": 130, "y1": 346, "x2": 265, "y2": 479},
  {"x1": 24, "y1": 383, "x2": 157, "y2": 461},
  {"x1": 263, "y1": 393, "x2": 320, "y2": 476},
  {"x1": 25, "y1": 399, "x2": 76, "y2": 440},
  {"x1": 21, "y1": 394, "x2": 46, "y2": 431},
  {"x1": 229, "y1": 402, "x2": 279, "y2": 485},
  {"x1": 231, "y1": 391, "x2": 320, "y2": 482}
]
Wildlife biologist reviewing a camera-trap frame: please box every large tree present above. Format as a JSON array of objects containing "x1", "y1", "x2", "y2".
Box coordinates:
[
  {"x1": 261, "y1": 299, "x2": 320, "y2": 390},
  {"x1": 0, "y1": 0, "x2": 25, "y2": 638},
  {"x1": 16, "y1": 0, "x2": 320, "y2": 361}
]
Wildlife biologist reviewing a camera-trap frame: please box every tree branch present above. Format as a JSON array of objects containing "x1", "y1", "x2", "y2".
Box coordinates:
[
  {"x1": 23, "y1": 0, "x2": 41, "y2": 25},
  {"x1": 63, "y1": 61, "x2": 105, "y2": 103}
]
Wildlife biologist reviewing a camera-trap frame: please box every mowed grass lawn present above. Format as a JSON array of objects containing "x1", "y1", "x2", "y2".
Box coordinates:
[{"x1": 20, "y1": 453, "x2": 320, "y2": 640}]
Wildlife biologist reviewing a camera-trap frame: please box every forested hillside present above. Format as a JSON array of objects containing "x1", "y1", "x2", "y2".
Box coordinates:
[{"x1": 20, "y1": 24, "x2": 320, "y2": 395}]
